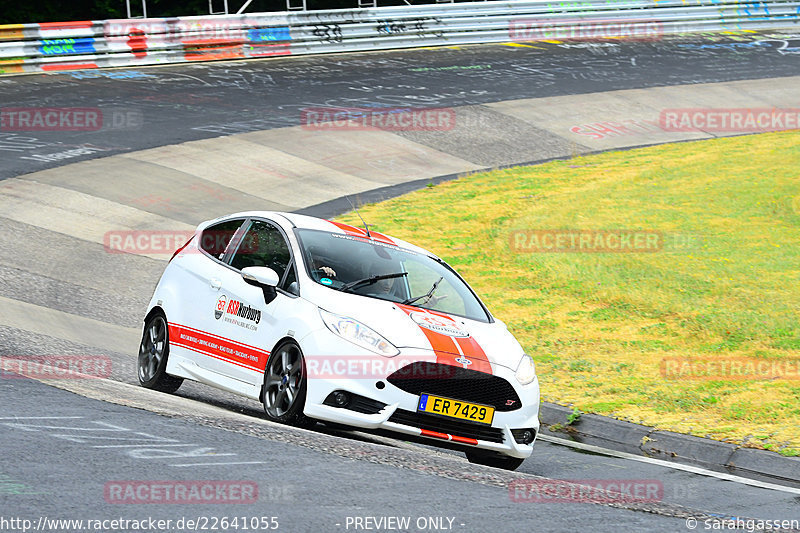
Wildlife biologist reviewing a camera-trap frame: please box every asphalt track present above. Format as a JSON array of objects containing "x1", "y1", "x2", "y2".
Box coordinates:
[
  {"x1": 2, "y1": 32, "x2": 800, "y2": 179},
  {"x1": 1, "y1": 30, "x2": 800, "y2": 532}
]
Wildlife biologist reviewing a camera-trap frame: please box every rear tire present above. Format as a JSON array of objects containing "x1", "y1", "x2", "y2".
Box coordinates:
[
  {"x1": 465, "y1": 450, "x2": 525, "y2": 471},
  {"x1": 138, "y1": 312, "x2": 183, "y2": 393},
  {"x1": 262, "y1": 341, "x2": 314, "y2": 428}
]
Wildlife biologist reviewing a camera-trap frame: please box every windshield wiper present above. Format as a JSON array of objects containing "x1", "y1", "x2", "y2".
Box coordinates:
[
  {"x1": 338, "y1": 272, "x2": 408, "y2": 292},
  {"x1": 402, "y1": 276, "x2": 443, "y2": 305}
]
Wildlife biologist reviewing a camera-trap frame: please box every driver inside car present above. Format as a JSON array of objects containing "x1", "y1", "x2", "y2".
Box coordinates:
[
  {"x1": 309, "y1": 248, "x2": 447, "y2": 308},
  {"x1": 307, "y1": 246, "x2": 337, "y2": 279}
]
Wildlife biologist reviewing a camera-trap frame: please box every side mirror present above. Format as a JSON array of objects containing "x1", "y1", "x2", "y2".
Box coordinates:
[
  {"x1": 242, "y1": 267, "x2": 279, "y2": 304},
  {"x1": 242, "y1": 266, "x2": 279, "y2": 287}
]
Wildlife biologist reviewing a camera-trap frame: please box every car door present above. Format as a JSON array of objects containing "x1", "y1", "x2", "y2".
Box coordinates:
[
  {"x1": 167, "y1": 218, "x2": 247, "y2": 370},
  {"x1": 206, "y1": 218, "x2": 298, "y2": 385}
]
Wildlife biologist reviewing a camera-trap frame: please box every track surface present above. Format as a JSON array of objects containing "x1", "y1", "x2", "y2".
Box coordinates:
[
  {"x1": 2, "y1": 33, "x2": 800, "y2": 178},
  {"x1": 1, "y1": 31, "x2": 800, "y2": 532}
]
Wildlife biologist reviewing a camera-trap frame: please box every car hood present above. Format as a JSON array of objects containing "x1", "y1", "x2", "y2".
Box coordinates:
[{"x1": 314, "y1": 289, "x2": 524, "y2": 374}]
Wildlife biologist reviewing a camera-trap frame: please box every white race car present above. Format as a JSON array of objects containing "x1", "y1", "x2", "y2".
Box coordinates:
[{"x1": 138, "y1": 211, "x2": 540, "y2": 469}]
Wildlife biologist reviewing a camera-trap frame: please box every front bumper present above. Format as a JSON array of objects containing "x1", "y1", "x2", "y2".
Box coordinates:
[{"x1": 299, "y1": 331, "x2": 540, "y2": 459}]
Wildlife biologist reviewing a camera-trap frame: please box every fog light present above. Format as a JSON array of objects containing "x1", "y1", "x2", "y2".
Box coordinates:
[
  {"x1": 333, "y1": 391, "x2": 350, "y2": 407},
  {"x1": 512, "y1": 428, "x2": 537, "y2": 445},
  {"x1": 521, "y1": 429, "x2": 535, "y2": 445}
]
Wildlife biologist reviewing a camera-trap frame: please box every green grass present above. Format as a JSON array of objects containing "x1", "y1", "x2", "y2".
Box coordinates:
[{"x1": 336, "y1": 131, "x2": 800, "y2": 454}]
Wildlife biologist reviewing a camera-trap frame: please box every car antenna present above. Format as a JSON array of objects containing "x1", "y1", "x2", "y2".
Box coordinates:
[{"x1": 346, "y1": 196, "x2": 372, "y2": 238}]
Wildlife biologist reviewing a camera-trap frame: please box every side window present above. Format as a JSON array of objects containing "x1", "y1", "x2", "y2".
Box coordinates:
[
  {"x1": 199, "y1": 219, "x2": 245, "y2": 260},
  {"x1": 229, "y1": 220, "x2": 291, "y2": 280}
]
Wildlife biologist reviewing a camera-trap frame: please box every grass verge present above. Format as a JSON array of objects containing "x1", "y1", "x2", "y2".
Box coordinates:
[{"x1": 336, "y1": 130, "x2": 800, "y2": 455}]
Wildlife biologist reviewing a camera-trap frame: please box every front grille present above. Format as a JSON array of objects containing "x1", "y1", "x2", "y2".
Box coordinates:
[
  {"x1": 387, "y1": 362, "x2": 521, "y2": 411},
  {"x1": 388, "y1": 409, "x2": 505, "y2": 443},
  {"x1": 349, "y1": 395, "x2": 387, "y2": 414},
  {"x1": 323, "y1": 391, "x2": 387, "y2": 415}
]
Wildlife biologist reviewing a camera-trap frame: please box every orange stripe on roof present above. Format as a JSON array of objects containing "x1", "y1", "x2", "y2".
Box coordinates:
[
  {"x1": 328, "y1": 220, "x2": 396, "y2": 245},
  {"x1": 329, "y1": 220, "x2": 367, "y2": 237},
  {"x1": 365, "y1": 230, "x2": 395, "y2": 245}
]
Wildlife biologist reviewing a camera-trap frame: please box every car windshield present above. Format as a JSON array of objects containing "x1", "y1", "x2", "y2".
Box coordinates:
[{"x1": 296, "y1": 228, "x2": 490, "y2": 322}]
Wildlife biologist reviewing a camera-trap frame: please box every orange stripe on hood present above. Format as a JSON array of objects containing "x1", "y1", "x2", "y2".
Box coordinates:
[{"x1": 396, "y1": 304, "x2": 493, "y2": 375}]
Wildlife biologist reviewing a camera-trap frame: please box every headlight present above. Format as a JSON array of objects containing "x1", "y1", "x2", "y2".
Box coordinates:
[
  {"x1": 515, "y1": 355, "x2": 537, "y2": 385},
  {"x1": 319, "y1": 308, "x2": 399, "y2": 357}
]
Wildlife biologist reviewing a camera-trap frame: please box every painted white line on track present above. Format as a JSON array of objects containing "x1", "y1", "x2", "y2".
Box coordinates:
[
  {"x1": 3, "y1": 425, "x2": 127, "y2": 431},
  {"x1": 93, "y1": 443, "x2": 199, "y2": 448},
  {"x1": 8, "y1": 357, "x2": 796, "y2": 495},
  {"x1": 0, "y1": 416, "x2": 84, "y2": 420},
  {"x1": 538, "y1": 434, "x2": 800, "y2": 495},
  {"x1": 171, "y1": 461, "x2": 267, "y2": 467}
]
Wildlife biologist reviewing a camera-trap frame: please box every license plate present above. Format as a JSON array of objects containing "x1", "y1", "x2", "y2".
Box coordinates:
[{"x1": 417, "y1": 393, "x2": 494, "y2": 425}]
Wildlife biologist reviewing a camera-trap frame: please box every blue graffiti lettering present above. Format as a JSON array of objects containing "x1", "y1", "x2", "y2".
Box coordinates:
[
  {"x1": 68, "y1": 70, "x2": 155, "y2": 80},
  {"x1": 39, "y1": 38, "x2": 96, "y2": 56},
  {"x1": 41, "y1": 38, "x2": 76, "y2": 45},
  {"x1": 676, "y1": 42, "x2": 764, "y2": 51},
  {"x1": 247, "y1": 26, "x2": 291, "y2": 42}
]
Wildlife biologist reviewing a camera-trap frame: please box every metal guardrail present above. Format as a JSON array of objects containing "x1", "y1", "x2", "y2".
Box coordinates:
[{"x1": 0, "y1": 0, "x2": 798, "y2": 74}]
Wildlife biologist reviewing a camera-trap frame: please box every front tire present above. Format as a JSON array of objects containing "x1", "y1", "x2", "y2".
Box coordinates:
[
  {"x1": 262, "y1": 341, "x2": 313, "y2": 427},
  {"x1": 138, "y1": 312, "x2": 183, "y2": 393},
  {"x1": 465, "y1": 450, "x2": 525, "y2": 471}
]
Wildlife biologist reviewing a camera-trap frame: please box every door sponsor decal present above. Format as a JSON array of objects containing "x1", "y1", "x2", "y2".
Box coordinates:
[
  {"x1": 214, "y1": 294, "x2": 262, "y2": 331},
  {"x1": 169, "y1": 323, "x2": 269, "y2": 371},
  {"x1": 410, "y1": 311, "x2": 470, "y2": 338}
]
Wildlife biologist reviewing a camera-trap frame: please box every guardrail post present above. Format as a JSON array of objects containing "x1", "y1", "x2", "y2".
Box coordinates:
[
  {"x1": 236, "y1": 0, "x2": 254, "y2": 14},
  {"x1": 287, "y1": 0, "x2": 307, "y2": 10},
  {"x1": 126, "y1": 0, "x2": 147, "y2": 18},
  {"x1": 209, "y1": 0, "x2": 231, "y2": 14}
]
